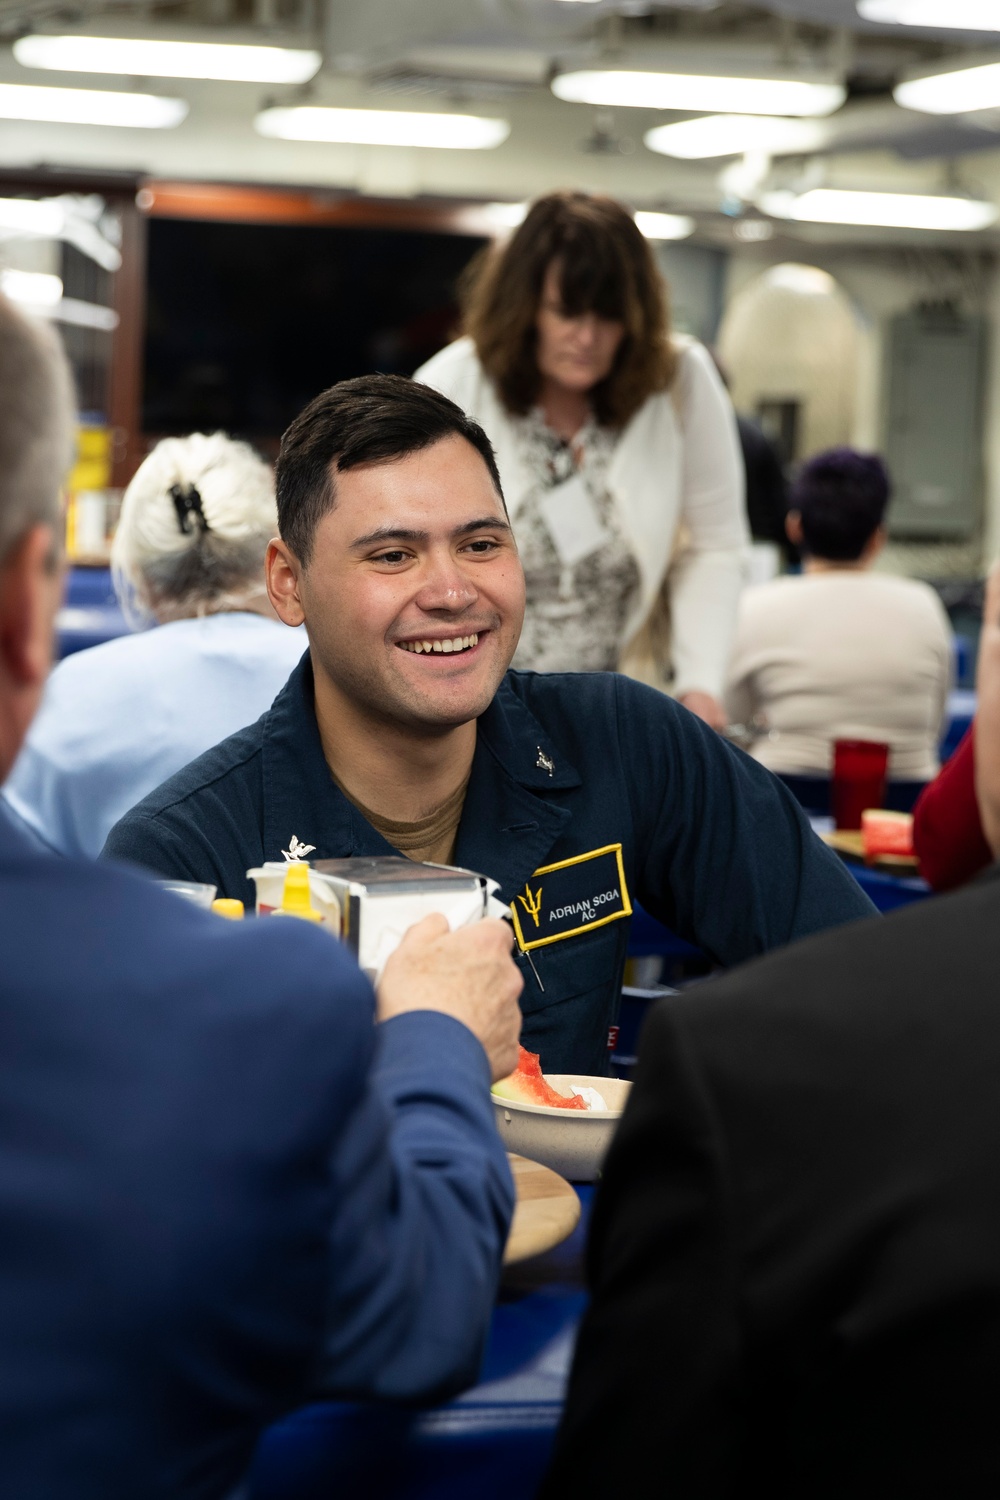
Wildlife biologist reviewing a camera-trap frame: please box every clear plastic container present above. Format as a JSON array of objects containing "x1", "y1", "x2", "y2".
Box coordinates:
[{"x1": 158, "y1": 879, "x2": 218, "y2": 910}]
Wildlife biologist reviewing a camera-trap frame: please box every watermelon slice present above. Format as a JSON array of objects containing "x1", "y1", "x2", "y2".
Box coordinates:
[
  {"x1": 861, "y1": 808, "x2": 914, "y2": 859},
  {"x1": 492, "y1": 1046, "x2": 588, "y2": 1109}
]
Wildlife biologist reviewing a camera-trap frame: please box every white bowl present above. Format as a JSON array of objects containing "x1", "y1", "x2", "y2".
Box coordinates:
[{"x1": 491, "y1": 1073, "x2": 632, "y2": 1182}]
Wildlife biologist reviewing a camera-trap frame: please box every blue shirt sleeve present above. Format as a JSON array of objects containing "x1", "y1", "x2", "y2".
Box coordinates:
[{"x1": 315, "y1": 1009, "x2": 514, "y2": 1401}]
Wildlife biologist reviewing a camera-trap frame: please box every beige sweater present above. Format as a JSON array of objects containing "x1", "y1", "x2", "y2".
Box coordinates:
[{"x1": 725, "y1": 571, "x2": 953, "y2": 780}]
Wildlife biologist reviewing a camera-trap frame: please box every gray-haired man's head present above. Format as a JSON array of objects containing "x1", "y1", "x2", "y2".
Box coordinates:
[{"x1": 0, "y1": 295, "x2": 75, "y2": 563}]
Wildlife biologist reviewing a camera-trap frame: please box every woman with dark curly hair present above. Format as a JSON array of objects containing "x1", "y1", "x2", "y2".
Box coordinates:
[{"x1": 415, "y1": 190, "x2": 747, "y2": 728}]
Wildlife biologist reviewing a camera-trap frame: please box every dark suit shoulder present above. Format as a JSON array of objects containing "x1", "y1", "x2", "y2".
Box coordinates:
[{"x1": 674, "y1": 867, "x2": 1000, "y2": 1047}]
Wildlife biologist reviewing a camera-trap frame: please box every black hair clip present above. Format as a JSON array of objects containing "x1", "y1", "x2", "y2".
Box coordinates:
[{"x1": 170, "y1": 483, "x2": 211, "y2": 536}]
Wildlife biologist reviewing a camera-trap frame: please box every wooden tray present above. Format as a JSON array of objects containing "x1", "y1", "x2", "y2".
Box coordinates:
[
  {"x1": 820, "y1": 828, "x2": 919, "y2": 872},
  {"x1": 503, "y1": 1153, "x2": 581, "y2": 1265}
]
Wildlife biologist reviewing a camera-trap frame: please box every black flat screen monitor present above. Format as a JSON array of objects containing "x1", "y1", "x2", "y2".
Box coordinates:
[{"x1": 142, "y1": 215, "x2": 488, "y2": 439}]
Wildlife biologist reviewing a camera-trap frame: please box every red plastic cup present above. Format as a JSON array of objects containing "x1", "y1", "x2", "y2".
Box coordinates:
[{"x1": 832, "y1": 739, "x2": 889, "y2": 831}]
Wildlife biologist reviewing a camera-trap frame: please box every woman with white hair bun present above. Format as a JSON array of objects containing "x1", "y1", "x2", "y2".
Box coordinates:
[{"x1": 2, "y1": 432, "x2": 305, "y2": 859}]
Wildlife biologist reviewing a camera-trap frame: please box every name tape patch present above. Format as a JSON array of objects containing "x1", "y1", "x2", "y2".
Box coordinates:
[{"x1": 510, "y1": 843, "x2": 632, "y2": 953}]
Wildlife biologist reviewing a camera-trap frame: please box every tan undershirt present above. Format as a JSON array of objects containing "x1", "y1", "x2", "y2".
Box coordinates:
[{"x1": 332, "y1": 771, "x2": 471, "y2": 866}]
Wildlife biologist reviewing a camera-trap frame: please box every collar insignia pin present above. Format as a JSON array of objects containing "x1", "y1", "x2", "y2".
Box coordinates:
[
  {"x1": 535, "y1": 747, "x2": 555, "y2": 777},
  {"x1": 282, "y1": 835, "x2": 316, "y2": 862}
]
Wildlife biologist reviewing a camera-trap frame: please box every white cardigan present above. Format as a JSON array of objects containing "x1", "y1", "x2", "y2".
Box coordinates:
[{"x1": 414, "y1": 336, "x2": 748, "y2": 699}]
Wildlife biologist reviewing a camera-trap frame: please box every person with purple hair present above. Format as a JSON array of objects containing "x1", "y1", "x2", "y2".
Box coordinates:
[{"x1": 725, "y1": 446, "x2": 951, "y2": 780}]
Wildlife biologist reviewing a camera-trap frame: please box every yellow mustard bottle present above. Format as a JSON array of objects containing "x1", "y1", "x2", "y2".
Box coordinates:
[
  {"x1": 273, "y1": 861, "x2": 324, "y2": 924},
  {"x1": 212, "y1": 898, "x2": 245, "y2": 920}
]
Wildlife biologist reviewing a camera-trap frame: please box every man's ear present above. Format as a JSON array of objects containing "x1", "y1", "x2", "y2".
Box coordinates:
[
  {"x1": 0, "y1": 523, "x2": 62, "y2": 689},
  {"x1": 265, "y1": 537, "x2": 306, "y2": 628},
  {"x1": 864, "y1": 525, "x2": 888, "y2": 563},
  {"x1": 785, "y1": 510, "x2": 804, "y2": 547}
]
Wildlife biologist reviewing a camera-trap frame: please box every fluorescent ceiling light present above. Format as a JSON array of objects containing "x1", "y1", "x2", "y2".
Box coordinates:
[
  {"x1": 0, "y1": 197, "x2": 64, "y2": 235},
  {"x1": 858, "y1": 0, "x2": 1000, "y2": 28},
  {"x1": 552, "y1": 70, "x2": 846, "y2": 117},
  {"x1": 732, "y1": 218, "x2": 774, "y2": 241},
  {"x1": 482, "y1": 201, "x2": 529, "y2": 229},
  {"x1": 0, "y1": 270, "x2": 117, "y2": 329},
  {"x1": 0, "y1": 83, "x2": 186, "y2": 128},
  {"x1": 645, "y1": 114, "x2": 826, "y2": 158},
  {"x1": 0, "y1": 268, "x2": 62, "y2": 305},
  {"x1": 764, "y1": 263, "x2": 837, "y2": 295},
  {"x1": 14, "y1": 34, "x2": 322, "y2": 84},
  {"x1": 255, "y1": 106, "x2": 509, "y2": 149},
  {"x1": 895, "y1": 62, "x2": 1000, "y2": 114},
  {"x1": 634, "y1": 210, "x2": 695, "y2": 240},
  {"x1": 761, "y1": 186, "x2": 998, "y2": 231},
  {"x1": 49, "y1": 297, "x2": 119, "y2": 331},
  {"x1": 0, "y1": 196, "x2": 122, "y2": 271}
]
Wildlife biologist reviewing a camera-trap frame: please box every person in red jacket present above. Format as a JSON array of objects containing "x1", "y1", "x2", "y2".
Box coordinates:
[{"x1": 913, "y1": 564, "x2": 1000, "y2": 889}]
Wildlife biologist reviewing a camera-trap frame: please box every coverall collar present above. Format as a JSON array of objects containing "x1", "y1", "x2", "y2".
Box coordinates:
[{"x1": 260, "y1": 654, "x2": 581, "y2": 899}]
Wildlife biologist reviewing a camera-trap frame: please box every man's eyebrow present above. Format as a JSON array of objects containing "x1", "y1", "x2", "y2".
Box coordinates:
[
  {"x1": 349, "y1": 526, "x2": 427, "y2": 550},
  {"x1": 349, "y1": 517, "x2": 512, "y2": 550},
  {"x1": 452, "y1": 517, "x2": 513, "y2": 538}
]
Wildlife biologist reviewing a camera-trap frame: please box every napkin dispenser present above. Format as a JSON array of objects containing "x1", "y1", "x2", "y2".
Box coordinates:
[{"x1": 247, "y1": 857, "x2": 504, "y2": 980}]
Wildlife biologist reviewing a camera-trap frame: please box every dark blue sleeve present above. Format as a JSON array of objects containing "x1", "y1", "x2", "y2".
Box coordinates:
[
  {"x1": 103, "y1": 812, "x2": 214, "y2": 883},
  {"x1": 102, "y1": 784, "x2": 265, "y2": 908},
  {"x1": 316, "y1": 1009, "x2": 514, "y2": 1401},
  {"x1": 615, "y1": 678, "x2": 877, "y2": 961}
]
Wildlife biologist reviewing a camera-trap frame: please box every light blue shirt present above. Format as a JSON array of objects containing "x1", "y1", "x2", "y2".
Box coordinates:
[{"x1": 2, "y1": 613, "x2": 307, "y2": 859}]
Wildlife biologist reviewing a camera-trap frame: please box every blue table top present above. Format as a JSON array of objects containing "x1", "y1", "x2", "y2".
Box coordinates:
[
  {"x1": 247, "y1": 1189, "x2": 592, "y2": 1500},
  {"x1": 846, "y1": 861, "x2": 930, "y2": 913}
]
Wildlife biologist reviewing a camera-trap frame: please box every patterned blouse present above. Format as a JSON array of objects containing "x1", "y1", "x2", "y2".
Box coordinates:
[{"x1": 510, "y1": 410, "x2": 641, "y2": 673}]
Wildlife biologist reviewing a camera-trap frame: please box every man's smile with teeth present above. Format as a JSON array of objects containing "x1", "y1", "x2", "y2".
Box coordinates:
[{"x1": 398, "y1": 633, "x2": 480, "y2": 655}]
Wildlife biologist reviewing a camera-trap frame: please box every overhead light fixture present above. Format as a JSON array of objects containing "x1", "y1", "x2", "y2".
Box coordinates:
[
  {"x1": 48, "y1": 297, "x2": 119, "y2": 331},
  {"x1": 481, "y1": 201, "x2": 529, "y2": 229},
  {"x1": 0, "y1": 83, "x2": 186, "y2": 128},
  {"x1": 255, "y1": 106, "x2": 509, "y2": 149},
  {"x1": 0, "y1": 269, "x2": 117, "y2": 329},
  {"x1": 895, "y1": 62, "x2": 1000, "y2": 114},
  {"x1": 634, "y1": 210, "x2": 695, "y2": 240},
  {"x1": 764, "y1": 263, "x2": 837, "y2": 295},
  {"x1": 760, "y1": 186, "x2": 998, "y2": 231},
  {"x1": 0, "y1": 197, "x2": 64, "y2": 235},
  {"x1": 858, "y1": 0, "x2": 1000, "y2": 29},
  {"x1": 14, "y1": 34, "x2": 322, "y2": 84},
  {"x1": 733, "y1": 218, "x2": 775, "y2": 241},
  {"x1": 0, "y1": 268, "x2": 63, "y2": 305},
  {"x1": 0, "y1": 196, "x2": 122, "y2": 271},
  {"x1": 552, "y1": 70, "x2": 846, "y2": 117},
  {"x1": 645, "y1": 114, "x2": 826, "y2": 159}
]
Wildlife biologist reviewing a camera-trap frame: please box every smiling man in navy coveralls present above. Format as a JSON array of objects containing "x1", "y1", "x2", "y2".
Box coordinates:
[
  {"x1": 105, "y1": 375, "x2": 875, "y2": 1075},
  {"x1": 0, "y1": 301, "x2": 525, "y2": 1496}
]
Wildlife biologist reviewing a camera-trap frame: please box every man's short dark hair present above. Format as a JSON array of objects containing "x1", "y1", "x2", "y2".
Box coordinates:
[
  {"x1": 792, "y1": 447, "x2": 891, "y2": 562},
  {"x1": 276, "y1": 373, "x2": 506, "y2": 565}
]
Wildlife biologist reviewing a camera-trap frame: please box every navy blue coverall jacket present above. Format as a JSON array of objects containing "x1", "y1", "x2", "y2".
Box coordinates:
[{"x1": 104, "y1": 658, "x2": 875, "y2": 1075}]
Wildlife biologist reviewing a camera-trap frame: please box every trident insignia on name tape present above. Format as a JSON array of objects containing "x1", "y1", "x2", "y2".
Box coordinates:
[{"x1": 516, "y1": 882, "x2": 543, "y2": 929}]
